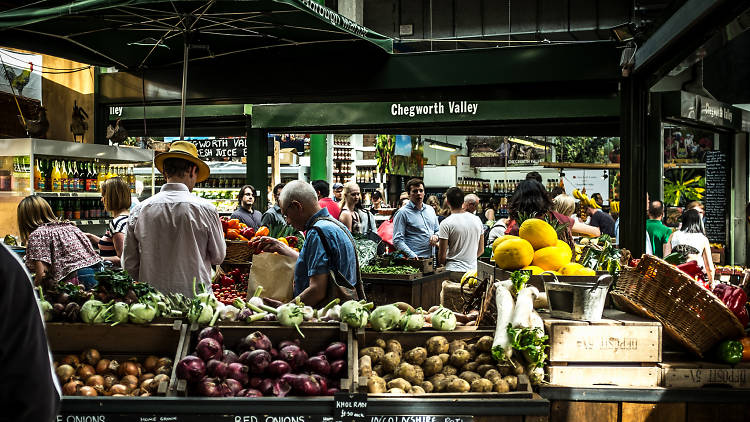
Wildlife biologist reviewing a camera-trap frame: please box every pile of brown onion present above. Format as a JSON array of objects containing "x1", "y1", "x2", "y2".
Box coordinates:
[{"x1": 53, "y1": 348, "x2": 172, "y2": 397}]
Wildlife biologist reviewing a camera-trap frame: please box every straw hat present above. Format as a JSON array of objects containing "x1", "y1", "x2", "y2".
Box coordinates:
[{"x1": 154, "y1": 141, "x2": 210, "y2": 182}]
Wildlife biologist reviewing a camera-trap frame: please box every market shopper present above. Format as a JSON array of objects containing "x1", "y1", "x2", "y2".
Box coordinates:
[
  {"x1": 231, "y1": 184, "x2": 263, "y2": 229},
  {"x1": 332, "y1": 182, "x2": 344, "y2": 203},
  {"x1": 584, "y1": 202, "x2": 616, "y2": 237},
  {"x1": 392, "y1": 178, "x2": 440, "y2": 259},
  {"x1": 0, "y1": 243, "x2": 61, "y2": 421},
  {"x1": 552, "y1": 194, "x2": 601, "y2": 237},
  {"x1": 18, "y1": 195, "x2": 102, "y2": 288},
  {"x1": 371, "y1": 190, "x2": 383, "y2": 210},
  {"x1": 339, "y1": 182, "x2": 363, "y2": 233},
  {"x1": 312, "y1": 180, "x2": 341, "y2": 220},
  {"x1": 252, "y1": 180, "x2": 361, "y2": 307},
  {"x1": 261, "y1": 183, "x2": 286, "y2": 227},
  {"x1": 122, "y1": 141, "x2": 225, "y2": 296},
  {"x1": 85, "y1": 177, "x2": 131, "y2": 266},
  {"x1": 646, "y1": 200, "x2": 672, "y2": 258},
  {"x1": 438, "y1": 187, "x2": 484, "y2": 275},
  {"x1": 664, "y1": 209, "x2": 715, "y2": 286},
  {"x1": 505, "y1": 180, "x2": 575, "y2": 247}
]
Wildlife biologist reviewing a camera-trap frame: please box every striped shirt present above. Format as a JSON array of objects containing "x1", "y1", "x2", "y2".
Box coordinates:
[{"x1": 98, "y1": 214, "x2": 129, "y2": 257}]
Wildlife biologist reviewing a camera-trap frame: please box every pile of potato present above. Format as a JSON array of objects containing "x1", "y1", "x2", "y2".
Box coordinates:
[{"x1": 359, "y1": 335, "x2": 519, "y2": 394}]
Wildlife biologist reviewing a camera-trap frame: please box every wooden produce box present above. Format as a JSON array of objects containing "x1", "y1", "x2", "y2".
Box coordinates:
[
  {"x1": 175, "y1": 323, "x2": 354, "y2": 395},
  {"x1": 547, "y1": 365, "x2": 661, "y2": 387},
  {"x1": 353, "y1": 329, "x2": 534, "y2": 398},
  {"x1": 660, "y1": 362, "x2": 750, "y2": 388},
  {"x1": 362, "y1": 272, "x2": 446, "y2": 308},
  {"x1": 393, "y1": 257, "x2": 435, "y2": 274},
  {"x1": 543, "y1": 309, "x2": 662, "y2": 364},
  {"x1": 47, "y1": 321, "x2": 187, "y2": 396}
]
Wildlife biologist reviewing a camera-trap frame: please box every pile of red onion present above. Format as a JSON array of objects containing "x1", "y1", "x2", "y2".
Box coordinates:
[{"x1": 176, "y1": 327, "x2": 347, "y2": 397}]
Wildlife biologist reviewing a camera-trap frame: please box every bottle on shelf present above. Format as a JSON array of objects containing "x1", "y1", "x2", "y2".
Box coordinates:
[
  {"x1": 33, "y1": 159, "x2": 42, "y2": 191},
  {"x1": 73, "y1": 199, "x2": 81, "y2": 220},
  {"x1": 51, "y1": 160, "x2": 61, "y2": 192},
  {"x1": 128, "y1": 166, "x2": 136, "y2": 193},
  {"x1": 96, "y1": 163, "x2": 106, "y2": 190}
]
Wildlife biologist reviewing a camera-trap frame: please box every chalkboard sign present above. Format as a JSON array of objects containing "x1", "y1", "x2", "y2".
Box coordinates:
[
  {"x1": 184, "y1": 137, "x2": 247, "y2": 161},
  {"x1": 704, "y1": 151, "x2": 728, "y2": 244},
  {"x1": 58, "y1": 414, "x2": 472, "y2": 422},
  {"x1": 334, "y1": 392, "x2": 367, "y2": 422}
]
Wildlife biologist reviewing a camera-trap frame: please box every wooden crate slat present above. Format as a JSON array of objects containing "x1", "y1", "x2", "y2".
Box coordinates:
[
  {"x1": 548, "y1": 365, "x2": 661, "y2": 387},
  {"x1": 660, "y1": 362, "x2": 750, "y2": 388}
]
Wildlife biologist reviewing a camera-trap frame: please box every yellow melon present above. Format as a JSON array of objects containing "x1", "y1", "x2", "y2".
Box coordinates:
[
  {"x1": 575, "y1": 267, "x2": 597, "y2": 276},
  {"x1": 519, "y1": 219, "x2": 558, "y2": 250},
  {"x1": 521, "y1": 265, "x2": 545, "y2": 275},
  {"x1": 532, "y1": 245, "x2": 573, "y2": 272},
  {"x1": 559, "y1": 263, "x2": 585, "y2": 275},
  {"x1": 493, "y1": 238, "x2": 534, "y2": 270},
  {"x1": 492, "y1": 235, "x2": 519, "y2": 252}
]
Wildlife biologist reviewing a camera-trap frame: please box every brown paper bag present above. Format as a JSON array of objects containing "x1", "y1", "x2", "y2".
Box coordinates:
[{"x1": 248, "y1": 253, "x2": 296, "y2": 302}]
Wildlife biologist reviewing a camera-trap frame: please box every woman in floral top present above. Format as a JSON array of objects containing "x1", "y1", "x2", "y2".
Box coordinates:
[{"x1": 17, "y1": 196, "x2": 102, "y2": 287}]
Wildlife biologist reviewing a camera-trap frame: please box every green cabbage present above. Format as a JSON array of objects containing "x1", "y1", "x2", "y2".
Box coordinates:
[
  {"x1": 430, "y1": 307, "x2": 456, "y2": 331},
  {"x1": 81, "y1": 300, "x2": 107, "y2": 324},
  {"x1": 128, "y1": 303, "x2": 157, "y2": 324},
  {"x1": 340, "y1": 300, "x2": 370, "y2": 328},
  {"x1": 110, "y1": 302, "x2": 130, "y2": 326},
  {"x1": 369, "y1": 304, "x2": 401, "y2": 332}
]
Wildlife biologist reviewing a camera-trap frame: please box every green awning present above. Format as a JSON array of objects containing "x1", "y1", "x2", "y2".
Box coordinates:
[{"x1": 0, "y1": 0, "x2": 392, "y2": 69}]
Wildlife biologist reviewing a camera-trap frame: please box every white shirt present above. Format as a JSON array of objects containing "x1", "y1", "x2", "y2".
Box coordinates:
[
  {"x1": 438, "y1": 212, "x2": 484, "y2": 272},
  {"x1": 122, "y1": 183, "x2": 226, "y2": 295}
]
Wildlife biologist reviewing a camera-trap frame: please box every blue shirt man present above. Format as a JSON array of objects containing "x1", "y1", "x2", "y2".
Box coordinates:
[
  {"x1": 294, "y1": 208, "x2": 357, "y2": 297},
  {"x1": 393, "y1": 179, "x2": 440, "y2": 258},
  {"x1": 256, "y1": 180, "x2": 357, "y2": 307}
]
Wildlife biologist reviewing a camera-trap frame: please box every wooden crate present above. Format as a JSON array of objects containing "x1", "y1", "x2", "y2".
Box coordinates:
[
  {"x1": 660, "y1": 362, "x2": 750, "y2": 388},
  {"x1": 175, "y1": 323, "x2": 354, "y2": 395},
  {"x1": 393, "y1": 257, "x2": 435, "y2": 274},
  {"x1": 353, "y1": 329, "x2": 534, "y2": 398},
  {"x1": 362, "y1": 273, "x2": 446, "y2": 308},
  {"x1": 47, "y1": 321, "x2": 187, "y2": 396},
  {"x1": 543, "y1": 309, "x2": 662, "y2": 364},
  {"x1": 547, "y1": 365, "x2": 661, "y2": 387}
]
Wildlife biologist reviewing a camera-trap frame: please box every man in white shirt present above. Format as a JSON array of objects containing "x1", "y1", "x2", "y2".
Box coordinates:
[
  {"x1": 438, "y1": 187, "x2": 485, "y2": 275},
  {"x1": 122, "y1": 141, "x2": 226, "y2": 296}
]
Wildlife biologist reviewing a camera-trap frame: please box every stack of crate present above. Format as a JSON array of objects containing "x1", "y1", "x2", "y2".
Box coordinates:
[{"x1": 544, "y1": 309, "x2": 663, "y2": 387}]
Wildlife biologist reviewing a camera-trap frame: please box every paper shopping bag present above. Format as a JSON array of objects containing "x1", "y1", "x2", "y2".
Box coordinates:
[{"x1": 248, "y1": 252, "x2": 295, "y2": 302}]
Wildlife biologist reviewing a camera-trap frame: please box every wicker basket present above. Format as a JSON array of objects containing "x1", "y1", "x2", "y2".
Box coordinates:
[
  {"x1": 610, "y1": 255, "x2": 745, "y2": 357},
  {"x1": 224, "y1": 240, "x2": 252, "y2": 264}
]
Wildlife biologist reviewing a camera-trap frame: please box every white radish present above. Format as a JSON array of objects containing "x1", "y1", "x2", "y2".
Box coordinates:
[
  {"x1": 529, "y1": 310, "x2": 544, "y2": 333},
  {"x1": 510, "y1": 286, "x2": 539, "y2": 328},
  {"x1": 491, "y1": 281, "x2": 516, "y2": 362}
]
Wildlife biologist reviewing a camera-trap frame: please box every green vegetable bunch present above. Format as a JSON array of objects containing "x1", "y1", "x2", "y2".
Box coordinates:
[{"x1": 361, "y1": 265, "x2": 419, "y2": 275}]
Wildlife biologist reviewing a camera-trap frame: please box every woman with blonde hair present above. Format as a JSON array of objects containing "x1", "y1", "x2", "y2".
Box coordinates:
[
  {"x1": 18, "y1": 195, "x2": 101, "y2": 287},
  {"x1": 86, "y1": 177, "x2": 131, "y2": 266},
  {"x1": 553, "y1": 194, "x2": 601, "y2": 237},
  {"x1": 339, "y1": 181, "x2": 363, "y2": 233}
]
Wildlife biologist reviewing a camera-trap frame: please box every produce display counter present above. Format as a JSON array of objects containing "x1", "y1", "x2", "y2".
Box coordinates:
[{"x1": 362, "y1": 270, "x2": 449, "y2": 308}]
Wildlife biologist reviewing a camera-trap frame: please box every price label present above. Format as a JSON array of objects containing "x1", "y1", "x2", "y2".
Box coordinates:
[{"x1": 334, "y1": 392, "x2": 368, "y2": 422}]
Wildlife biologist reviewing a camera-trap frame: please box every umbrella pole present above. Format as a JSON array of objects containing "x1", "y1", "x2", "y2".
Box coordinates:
[{"x1": 180, "y1": 40, "x2": 189, "y2": 140}]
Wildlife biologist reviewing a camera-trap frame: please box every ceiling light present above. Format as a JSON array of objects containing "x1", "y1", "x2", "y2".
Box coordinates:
[
  {"x1": 426, "y1": 139, "x2": 459, "y2": 152},
  {"x1": 611, "y1": 23, "x2": 635, "y2": 42},
  {"x1": 508, "y1": 137, "x2": 548, "y2": 149}
]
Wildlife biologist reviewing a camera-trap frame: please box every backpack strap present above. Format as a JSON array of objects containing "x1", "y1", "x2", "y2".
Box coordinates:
[{"x1": 308, "y1": 217, "x2": 365, "y2": 300}]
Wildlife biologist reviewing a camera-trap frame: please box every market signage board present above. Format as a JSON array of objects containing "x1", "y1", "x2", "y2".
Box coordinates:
[
  {"x1": 57, "y1": 415, "x2": 472, "y2": 422},
  {"x1": 182, "y1": 137, "x2": 248, "y2": 161},
  {"x1": 669, "y1": 91, "x2": 742, "y2": 131},
  {"x1": 251, "y1": 99, "x2": 619, "y2": 129},
  {"x1": 704, "y1": 151, "x2": 728, "y2": 243}
]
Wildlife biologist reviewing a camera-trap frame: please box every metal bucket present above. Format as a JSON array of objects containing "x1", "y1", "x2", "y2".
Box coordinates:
[{"x1": 542, "y1": 272, "x2": 613, "y2": 321}]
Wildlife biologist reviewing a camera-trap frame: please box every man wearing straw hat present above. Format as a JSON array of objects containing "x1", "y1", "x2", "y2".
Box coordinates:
[{"x1": 122, "y1": 141, "x2": 226, "y2": 296}]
